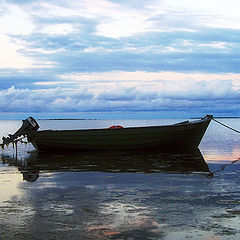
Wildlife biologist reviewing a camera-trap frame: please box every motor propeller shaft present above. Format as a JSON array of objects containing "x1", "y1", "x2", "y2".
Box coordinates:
[{"x1": 2, "y1": 117, "x2": 39, "y2": 145}]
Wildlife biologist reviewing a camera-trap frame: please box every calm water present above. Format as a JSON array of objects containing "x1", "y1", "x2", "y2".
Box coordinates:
[{"x1": 0, "y1": 118, "x2": 240, "y2": 240}]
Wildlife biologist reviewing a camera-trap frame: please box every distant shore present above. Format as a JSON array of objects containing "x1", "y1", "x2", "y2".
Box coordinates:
[
  {"x1": 191, "y1": 116, "x2": 240, "y2": 119},
  {"x1": 39, "y1": 117, "x2": 240, "y2": 120},
  {"x1": 214, "y1": 117, "x2": 240, "y2": 118},
  {"x1": 38, "y1": 118, "x2": 98, "y2": 120}
]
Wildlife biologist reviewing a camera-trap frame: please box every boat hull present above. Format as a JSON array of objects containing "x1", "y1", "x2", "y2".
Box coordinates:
[{"x1": 27, "y1": 116, "x2": 212, "y2": 152}]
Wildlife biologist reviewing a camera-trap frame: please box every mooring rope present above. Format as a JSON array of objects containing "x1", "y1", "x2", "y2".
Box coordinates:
[
  {"x1": 212, "y1": 118, "x2": 240, "y2": 134},
  {"x1": 210, "y1": 118, "x2": 240, "y2": 175},
  {"x1": 210, "y1": 158, "x2": 240, "y2": 175}
]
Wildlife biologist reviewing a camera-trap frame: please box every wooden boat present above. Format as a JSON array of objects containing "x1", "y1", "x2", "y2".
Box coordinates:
[
  {"x1": 2, "y1": 115, "x2": 212, "y2": 152},
  {"x1": 14, "y1": 115, "x2": 212, "y2": 152}
]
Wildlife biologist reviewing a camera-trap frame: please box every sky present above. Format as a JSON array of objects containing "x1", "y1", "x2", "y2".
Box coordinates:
[{"x1": 0, "y1": 0, "x2": 240, "y2": 119}]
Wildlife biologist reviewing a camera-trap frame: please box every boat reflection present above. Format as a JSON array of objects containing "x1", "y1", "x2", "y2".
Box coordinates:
[{"x1": 2, "y1": 148, "x2": 211, "y2": 182}]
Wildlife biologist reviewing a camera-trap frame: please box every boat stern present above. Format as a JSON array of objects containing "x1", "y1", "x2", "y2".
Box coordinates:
[{"x1": 2, "y1": 117, "x2": 39, "y2": 145}]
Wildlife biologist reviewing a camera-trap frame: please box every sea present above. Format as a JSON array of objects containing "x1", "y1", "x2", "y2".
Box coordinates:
[{"x1": 0, "y1": 118, "x2": 240, "y2": 240}]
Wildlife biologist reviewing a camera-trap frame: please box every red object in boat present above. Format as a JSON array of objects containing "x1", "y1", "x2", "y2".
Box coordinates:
[{"x1": 108, "y1": 125, "x2": 124, "y2": 129}]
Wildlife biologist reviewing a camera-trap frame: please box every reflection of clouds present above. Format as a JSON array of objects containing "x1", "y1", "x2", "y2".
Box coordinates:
[
  {"x1": 101, "y1": 202, "x2": 148, "y2": 227},
  {"x1": 0, "y1": 170, "x2": 166, "y2": 239},
  {"x1": 86, "y1": 202, "x2": 165, "y2": 239},
  {"x1": 200, "y1": 119, "x2": 240, "y2": 163},
  {"x1": 201, "y1": 140, "x2": 240, "y2": 163},
  {"x1": 100, "y1": 201, "x2": 165, "y2": 229},
  {"x1": 0, "y1": 163, "x2": 23, "y2": 204},
  {"x1": 203, "y1": 147, "x2": 240, "y2": 163},
  {"x1": 0, "y1": 166, "x2": 240, "y2": 238},
  {"x1": 0, "y1": 162, "x2": 36, "y2": 239}
]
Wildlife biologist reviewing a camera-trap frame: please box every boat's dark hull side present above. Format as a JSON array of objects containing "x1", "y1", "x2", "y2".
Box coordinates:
[{"x1": 27, "y1": 118, "x2": 211, "y2": 152}]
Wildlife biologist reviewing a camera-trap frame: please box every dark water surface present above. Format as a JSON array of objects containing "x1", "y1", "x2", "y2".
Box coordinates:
[{"x1": 0, "y1": 119, "x2": 240, "y2": 239}]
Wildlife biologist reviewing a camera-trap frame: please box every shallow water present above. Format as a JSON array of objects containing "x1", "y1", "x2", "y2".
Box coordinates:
[{"x1": 0, "y1": 118, "x2": 240, "y2": 239}]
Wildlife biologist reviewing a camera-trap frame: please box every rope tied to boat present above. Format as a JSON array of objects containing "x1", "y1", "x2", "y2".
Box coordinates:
[
  {"x1": 209, "y1": 118, "x2": 240, "y2": 176},
  {"x1": 210, "y1": 157, "x2": 240, "y2": 176},
  {"x1": 212, "y1": 118, "x2": 240, "y2": 134}
]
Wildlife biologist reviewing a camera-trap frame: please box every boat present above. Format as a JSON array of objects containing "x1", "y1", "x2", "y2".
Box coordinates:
[{"x1": 2, "y1": 115, "x2": 213, "y2": 152}]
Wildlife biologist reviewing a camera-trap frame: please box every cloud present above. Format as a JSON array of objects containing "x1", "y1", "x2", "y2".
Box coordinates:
[
  {"x1": 58, "y1": 71, "x2": 240, "y2": 93},
  {"x1": 1, "y1": 0, "x2": 240, "y2": 117},
  {"x1": 0, "y1": 2, "x2": 34, "y2": 35},
  {"x1": 2, "y1": 0, "x2": 240, "y2": 73},
  {"x1": 0, "y1": 35, "x2": 34, "y2": 69},
  {"x1": 0, "y1": 86, "x2": 93, "y2": 112},
  {"x1": 0, "y1": 2, "x2": 56, "y2": 69},
  {"x1": 0, "y1": 73, "x2": 239, "y2": 116},
  {"x1": 41, "y1": 23, "x2": 74, "y2": 35}
]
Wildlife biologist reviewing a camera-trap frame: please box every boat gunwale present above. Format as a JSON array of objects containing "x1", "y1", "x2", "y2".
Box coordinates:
[{"x1": 28, "y1": 117, "x2": 211, "y2": 134}]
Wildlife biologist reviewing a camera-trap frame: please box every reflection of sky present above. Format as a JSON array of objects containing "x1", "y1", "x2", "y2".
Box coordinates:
[
  {"x1": 0, "y1": 120, "x2": 21, "y2": 140},
  {"x1": 200, "y1": 119, "x2": 240, "y2": 163},
  {"x1": 0, "y1": 162, "x2": 23, "y2": 204},
  {"x1": 1, "y1": 170, "x2": 240, "y2": 239},
  {"x1": 203, "y1": 147, "x2": 240, "y2": 163}
]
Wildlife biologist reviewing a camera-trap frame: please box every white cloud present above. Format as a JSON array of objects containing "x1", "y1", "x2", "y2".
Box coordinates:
[
  {"x1": 164, "y1": 0, "x2": 240, "y2": 17},
  {"x1": 0, "y1": 2, "x2": 58, "y2": 69},
  {"x1": 41, "y1": 24, "x2": 74, "y2": 35},
  {"x1": 0, "y1": 2, "x2": 34, "y2": 35},
  {"x1": 161, "y1": 0, "x2": 240, "y2": 29},
  {"x1": 32, "y1": 0, "x2": 154, "y2": 38},
  {"x1": 96, "y1": 8, "x2": 153, "y2": 38},
  {"x1": 0, "y1": 34, "x2": 56, "y2": 69},
  {"x1": 30, "y1": 2, "x2": 77, "y2": 18},
  {"x1": 1, "y1": 70, "x2": 239, "y2": 114},
  {"x1": 0, "y1": 86, "x2": 93, "y2": 112},
  {"x1": 0, "y1": 35, "x2": 34, "y2": 69},
  {"x1": 53, "y1": 70, "x2": 240, "y2": 98},
  {"x1": 59, "y1": 70, "x2": 240, "y2": 84}
]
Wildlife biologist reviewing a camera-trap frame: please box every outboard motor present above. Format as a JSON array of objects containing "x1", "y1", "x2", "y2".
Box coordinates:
[{"x1": 2, "y1": 117, "x2": 39, "y2": 145}]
